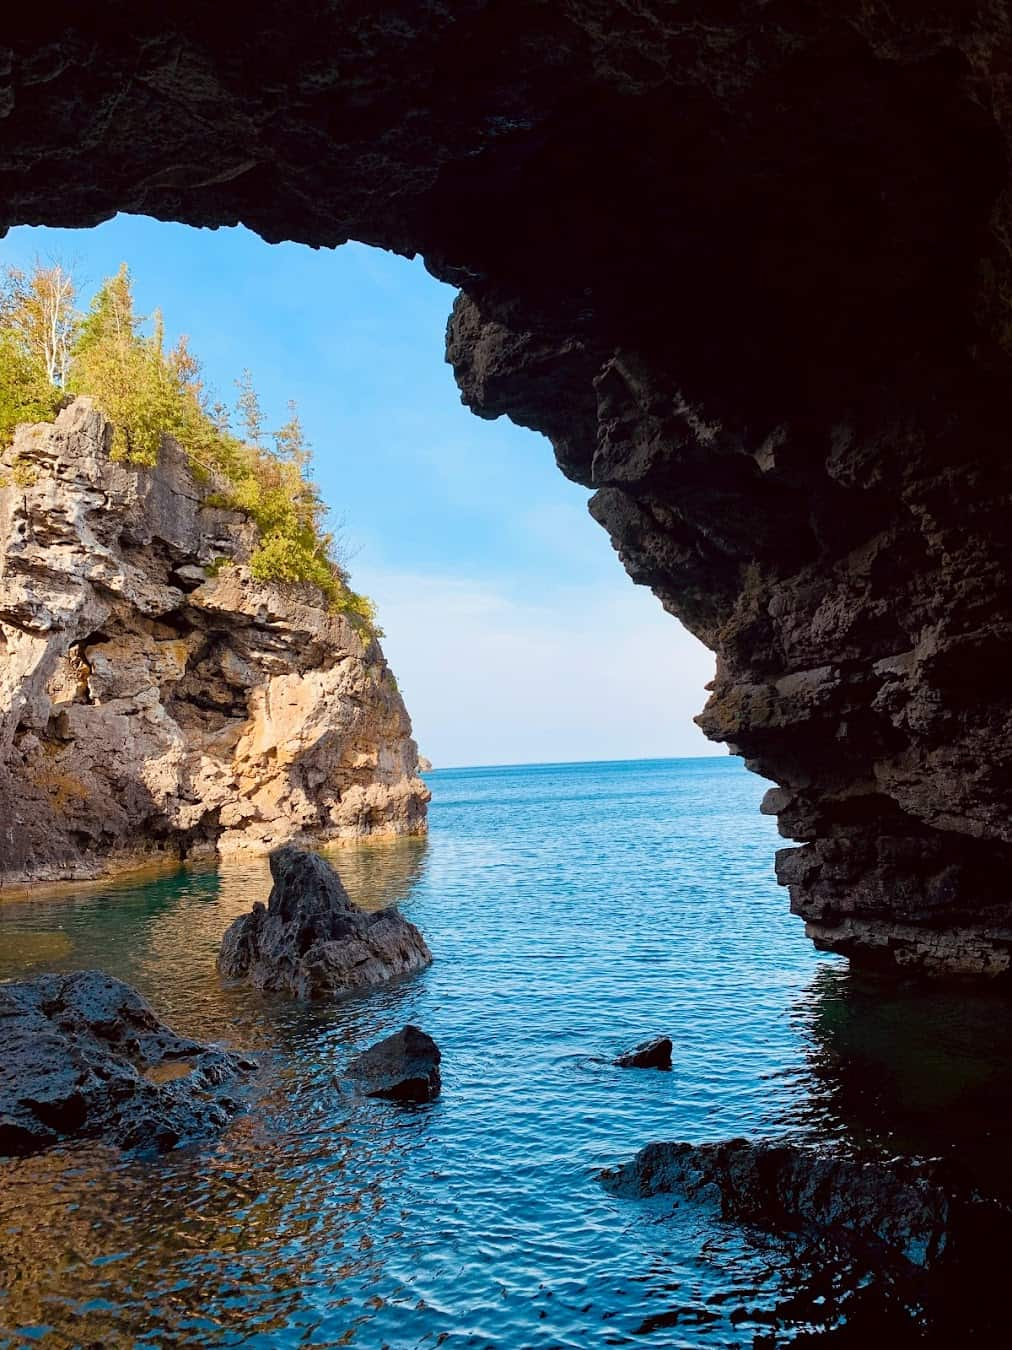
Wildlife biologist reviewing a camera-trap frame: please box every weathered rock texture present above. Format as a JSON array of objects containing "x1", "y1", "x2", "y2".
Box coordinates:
[
  {"x1": 602, "y1": 1138, "x2": 1010, "y2": 1273},
  {"x1": 217, "y1": 845, "x2": 432, "y2": 999},
  {"x1": 1, "y1": 6, "x2": 1011, "y2": 969},
  {"x1": 0, "y1": 399, "x2": 428, "y2": 884},
  {"x1": 0, "y1": 970, "x2": 255, "y2": 1155},
  {"x1": 346, "y1": 1025, "x2": 442, "y2": 1103}
]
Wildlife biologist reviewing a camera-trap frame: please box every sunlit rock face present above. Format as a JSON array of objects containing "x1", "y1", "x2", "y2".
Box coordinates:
[
  {"x1": 0, "y1": 400, "x2": 428, "y2": 884},
  {"x1": 2, "y1": 5, "x2": 1011, "y2": 968}
]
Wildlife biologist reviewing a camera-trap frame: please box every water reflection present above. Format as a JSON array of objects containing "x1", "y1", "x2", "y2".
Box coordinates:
[
  {"x1": 0, "y1": 837, "x2": 429, "y2": 1048},
  {"x1": 787, "y1": 964, "x2": 1012, "y2": 1192},
  {"x1": 5, "y1": 762, "x2": 1012, "y2": 1346},
  {"x1": 0, "y1": 837, "x2": 435, "y2": 1349}
]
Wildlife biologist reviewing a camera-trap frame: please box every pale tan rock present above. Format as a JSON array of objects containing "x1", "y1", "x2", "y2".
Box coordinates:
[{"x1": 0, "y1": 399, "x2": 429, "y2": 885}]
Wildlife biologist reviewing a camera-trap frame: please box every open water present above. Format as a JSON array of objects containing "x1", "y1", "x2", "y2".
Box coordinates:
[{"x1": 2, "y1": 757, "x2": 1011, "y2": 1347}]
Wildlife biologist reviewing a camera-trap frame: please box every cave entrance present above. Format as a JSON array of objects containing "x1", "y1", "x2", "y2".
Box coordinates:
[{"x1": 1, "y1": 215, "x2": 716, "y2": 773}]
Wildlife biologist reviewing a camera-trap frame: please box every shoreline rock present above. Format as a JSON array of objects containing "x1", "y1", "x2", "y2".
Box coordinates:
[
  {"x1": 347, "y1": 1025, "x2": 441, "y2": 1102},
  {"x1": 0, "y1": 970, "x2": 256, "y2": 1157},
  {"x1": 602, "y1": 1137, "x2": 1011, "y2": 1271},
  {"x1": 217, "y1": 845, "x2": 432, "y2": 999}
]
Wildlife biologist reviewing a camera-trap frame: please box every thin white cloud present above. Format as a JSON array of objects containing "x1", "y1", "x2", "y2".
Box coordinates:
[{"x1": 354, "y1": 565, "x2": 719, "y2": 768}]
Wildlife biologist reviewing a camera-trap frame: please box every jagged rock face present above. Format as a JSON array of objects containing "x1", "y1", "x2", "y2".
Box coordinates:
[
  {"x1": 0, "y1": 970, "x2": 256, "y2": 1156},
  {"x1": 2, "y1": 5, "x2": 1011, "y2": 968},
  {"x1": 217, "y1": 845, "x2": 432, "y2": 999},
  {"x1": 0, "y1": 400, "x2": 428, "y2": 884}
]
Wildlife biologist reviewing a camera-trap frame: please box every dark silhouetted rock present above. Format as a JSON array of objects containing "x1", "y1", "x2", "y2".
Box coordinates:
[
  {"x1": 346, "y1": 1025, "x2": 441, "y2": 1103},
  {"x1": 601, "y1": 1138, "x2": 1012, "y2": 1271},
  {"x1": 3, "y1": 7, "x2": 1012, "y2": 971},
  {"x1": 614, "y1": 1036, "x2": 672, "y2": 1070},
  {"x1": 0, "y1": 970, "x2": 255, "y2": 1157},
  {"x1": 217, "y1": 845, "x2": 432, "y2": 1000}
]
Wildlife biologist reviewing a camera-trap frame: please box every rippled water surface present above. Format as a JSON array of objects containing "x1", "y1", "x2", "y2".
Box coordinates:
[{"x1": 3, "y1": 757, "x2": 1012, "y2": 1347}]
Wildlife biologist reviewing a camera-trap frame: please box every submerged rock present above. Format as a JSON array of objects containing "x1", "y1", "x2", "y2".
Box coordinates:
[
  {"x1": 0, "y1": 970, "x2": 255, "y2": 1157},
  {"x1": 346, "y1": 1025, "x2": 441, "y2": 1102},
  {"x1": 614, "y1": 1036, "x2": 672, "y2": 1070},
  {"x1": 217, "y1": 845, "x2": 432, "y2": 999},
  {"x1": 601, "y1": 1138, "x2": 998, "y2": 1270}
]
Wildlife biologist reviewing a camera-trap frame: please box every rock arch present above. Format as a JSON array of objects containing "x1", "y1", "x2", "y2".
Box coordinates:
[{"x1": 3, "y1": 3, "x2": 1011, "y2": 971}]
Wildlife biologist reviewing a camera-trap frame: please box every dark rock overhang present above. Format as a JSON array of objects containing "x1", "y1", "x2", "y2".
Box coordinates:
[{"x1": 3, "y1": 3, "x2": 1011, "y2": 971}]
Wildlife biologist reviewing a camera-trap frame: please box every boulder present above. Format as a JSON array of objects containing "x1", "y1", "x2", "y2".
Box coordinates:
[
  {"x1": 346, "y1": 1025, "x2": 441, "y2": 1102},
  {"x1": 601, "y1": 1138, "x2": 1004, "y2": 1270},
  {"x1": 217, "y1": 845, "x2": 432, "y2": 999},
  {"x1": 0, "y1": 970, "x2": 255, "y2": 1157},
  {"x1": 614, "y1": 1035, "x2": 672, "y2": 1070}
]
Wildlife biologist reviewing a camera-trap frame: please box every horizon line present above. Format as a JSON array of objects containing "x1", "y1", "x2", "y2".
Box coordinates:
[{"x1": 423, "y1": 750, "x2": 732, "y2": 773}]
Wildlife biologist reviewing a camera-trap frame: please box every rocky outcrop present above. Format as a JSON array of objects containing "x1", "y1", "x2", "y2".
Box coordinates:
[
  {"x1": 0, "y1": 400, "x2": 428, "y2": 885},
  {"x1": 602, "y1": 1138, "x2": 1009, "y2": 1273},
  {"x1": 2, "y1": 6, "x2": 1012, "y2": 968},
  {"x1": 217, "y1": 845, "x2": 432, "y2": 999},
  {"x1": 614, "y1": 1036, "x2": 672, "y2": 1071},
  {"x1": 0, "y1": 970, "x2": 255, "y2": 1156},
  {"x1": 346, "y1": 1025, "x2": 442, "y2": 1103}
]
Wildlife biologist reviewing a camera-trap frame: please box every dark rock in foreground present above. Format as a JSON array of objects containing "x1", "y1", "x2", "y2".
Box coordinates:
[
  {"x1": 614, "y1": 1036, "x2": 672, "y2": 1070},
  {"x1": 347, "y1": 1025, "x2": 441, "y2": 1103},
  {"x1": 0, "y1": 970, "x2": 255, "y2": 1157},
  {"x1": 217, "y1": 846, "x2": 432, "y2": 1000},
  {"x1": 602, "y1": 1138, "x2": 1000, "y2": 1270}
]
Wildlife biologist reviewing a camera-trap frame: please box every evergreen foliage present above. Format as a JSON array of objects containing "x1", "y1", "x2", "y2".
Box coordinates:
[{"x1": 0, "y1": 260, "x2": 377, "y2": 630}]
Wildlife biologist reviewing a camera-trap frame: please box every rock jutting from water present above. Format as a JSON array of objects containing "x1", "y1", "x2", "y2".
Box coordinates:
[
  {"x1": 0, "y1": 969, "x2": 256, "y2": 1157},
  {"x1": 346, "y1": 1025, "x2": 442, "y2": 1102},
  {"x1": 0, "y1": 398, "x2": 429, "y2": 887},
  {"x1": 217, "y1": 845, "x2": 432, "y2": 999},
  {"x1": 602, "y1": 1137, "x2": 1012, "y2": 1272},
  {"x1": 614, "y1": 1036, "x2": 672, "y2": 1070}
]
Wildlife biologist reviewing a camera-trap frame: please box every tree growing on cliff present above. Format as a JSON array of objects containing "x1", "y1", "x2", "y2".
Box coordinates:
[
  {"x1": 1, "y1": 261, "x2": 78, "y2": 386},
  {"x1": 0, "y1": 262, "x2": 76, "y2": 443},
  {"x1": 0, "y1": 259, "x2": 379, "y2": 631},
  {"x1": 70, "y1": 265, "x2": 179, "y2": 464}
]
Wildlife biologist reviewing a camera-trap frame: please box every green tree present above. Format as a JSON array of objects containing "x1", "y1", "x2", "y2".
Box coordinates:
[
  {"x1": 0, "y1": 260, "x2": 78, "y2": 386},
  {"x1": 0, "y1": 260, "x2": 380, "y2": 633},
  {"x1": 0, "y1": 264, "x2": 66, "y2": 445},
  {"x1": 70, "y1": 264, "x2": 175, "y2": 464},
  {"x1": 234, "y1": 369, "x2": 265, "y2": 448}
]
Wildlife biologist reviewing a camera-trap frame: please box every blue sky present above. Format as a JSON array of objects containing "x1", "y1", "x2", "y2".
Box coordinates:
[{"x1": 1, "y1": 216, "x2": 717, "y2": 766}]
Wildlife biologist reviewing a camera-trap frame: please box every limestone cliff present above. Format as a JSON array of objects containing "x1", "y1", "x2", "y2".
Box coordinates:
[{"x1": 0, "y1": 399, "x2": 428, "y2": 885}]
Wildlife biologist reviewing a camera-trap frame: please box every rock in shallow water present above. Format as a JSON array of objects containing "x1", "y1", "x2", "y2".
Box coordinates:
[
  {"x1": 601, "y1": 1138, "x2": 1012, "y2": 1271},
  {"x1": 614, "y1": 1036, "x2": 672, "y2": 1070},
  {"x1": 217, "y1": 845, "x2": 432, "y2": 1000},
  {"x1": 0, "y1": 970, "x2": 255, "y2": 1157},
  {"x1": 347, "y1": 1025, "x2": 441, "y2": 1102}
]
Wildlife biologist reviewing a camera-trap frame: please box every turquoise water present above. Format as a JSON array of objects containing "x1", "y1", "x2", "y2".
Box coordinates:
[{"x1": 2, "y1": 757, "x2": 1011, "y2": 1346}]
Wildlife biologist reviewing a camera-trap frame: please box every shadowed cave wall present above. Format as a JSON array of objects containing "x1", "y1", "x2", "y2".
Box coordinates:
[{"x1": 2, "y1": 1, "x2": 1011, "y2": 972}]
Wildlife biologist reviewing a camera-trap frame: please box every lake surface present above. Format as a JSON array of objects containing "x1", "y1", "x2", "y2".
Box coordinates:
[{"x1": 2, "y1": 756, "x2": 1012, "y2": 1347}]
